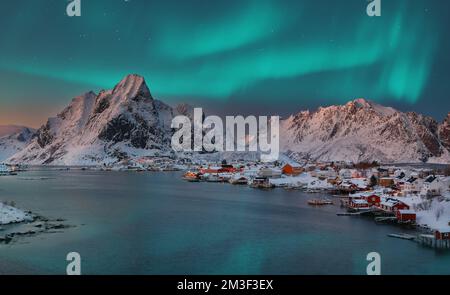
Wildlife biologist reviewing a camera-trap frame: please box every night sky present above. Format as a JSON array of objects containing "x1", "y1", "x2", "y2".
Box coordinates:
[{"x1": 1, "y1": 0, "x2": 449, "y2": 127}]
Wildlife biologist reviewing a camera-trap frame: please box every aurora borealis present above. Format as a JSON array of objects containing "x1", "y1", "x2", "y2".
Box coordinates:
[{"x1": 0, "y1": 0, "x2": 449, "y2": 127}]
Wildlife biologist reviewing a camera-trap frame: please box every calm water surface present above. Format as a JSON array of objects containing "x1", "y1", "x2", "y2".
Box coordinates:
[{"x1": 1, "y1": 169, "x2": 449, "y2": 275}]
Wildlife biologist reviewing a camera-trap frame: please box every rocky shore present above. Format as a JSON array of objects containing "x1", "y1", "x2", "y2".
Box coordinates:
[{"x1": 0, "y1": 204, "x2": 72, "y2": 244}]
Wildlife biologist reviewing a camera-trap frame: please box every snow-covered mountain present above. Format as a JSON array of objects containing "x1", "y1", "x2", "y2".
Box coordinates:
[
  {"x1": 4, "y1": 74, "x2": 450, "y2": 165},
  {"x1": 0, "y1": 126, "x2": 35, "y2": 162},
  {"x1": 8, "y1": 74, "x2": 189, "y2": 165},
  {"x1": 280, "y1": 99, "x2": 450, "y2": 163}
]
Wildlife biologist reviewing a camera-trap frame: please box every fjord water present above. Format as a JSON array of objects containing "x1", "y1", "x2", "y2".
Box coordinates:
[{"x1": 1, "y1": 169, "x2": 449, "y2": 275}]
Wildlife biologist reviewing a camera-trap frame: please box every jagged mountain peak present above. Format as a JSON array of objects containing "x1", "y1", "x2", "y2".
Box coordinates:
[
  {"x1": 344, "y1": 98, "x2": 397, "y2": 117},
  {"x1": 444, "y1": 112, "x2": 450, "y2": 123},
  {"x1": 63, "y1": 91, "x2": 97, "y2": 111},
  {"x1": 302, "y1": 98, "x2": 398, "y2": 120},
  {"x1": 348, "y1": 98, "x2": 372, "y2": 108},
  {"x1": 7, "y1": 74, "x2": 174, "y2": 165},
  {"x1": 112, "y1": 74, "x2": 152, "y2": 100},
  {"x1": 174, "y1": 103, "x2": 194, "y2": 116}
]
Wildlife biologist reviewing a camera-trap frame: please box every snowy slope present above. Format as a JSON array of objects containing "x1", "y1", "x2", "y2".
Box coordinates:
[
  {"x1": 0, "y1": 126, "x2": 35, "y2": 161},
  {"x1": 8, "y1": 75, "x2": 191, "y2": 165},
  {"x1": 280, "y1": 99, "x2": 450, "y2": 163}
]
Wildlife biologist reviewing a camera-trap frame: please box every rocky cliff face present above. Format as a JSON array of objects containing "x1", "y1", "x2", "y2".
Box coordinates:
[
  {"x1": 8, "y1": 75, "x2": 188, "y2": 165},
  {"x1": 280, "y1": 99, "x2": 450, "y2": 163},
  {"x1": 439, "y1": 113, "x2": 450, "y2": 151}
]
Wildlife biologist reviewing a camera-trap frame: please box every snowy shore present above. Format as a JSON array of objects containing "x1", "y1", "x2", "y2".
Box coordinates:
[
  {"x1": 402, "y1": 193, "x2": 450, "y2": 233},
  {"x1": 0, "y1": 202, "x2": 33, "y2": 225}
]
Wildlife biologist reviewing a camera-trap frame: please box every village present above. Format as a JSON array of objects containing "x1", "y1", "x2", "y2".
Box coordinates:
[{"x1": 179, "y1": 158, "x2": 450, "y2": 249}]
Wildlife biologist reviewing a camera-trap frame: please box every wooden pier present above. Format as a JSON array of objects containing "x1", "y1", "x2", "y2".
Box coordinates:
[
  {"x1": 336, "y1": 210, "x2": 374, "y2": 216},
  {"x1": 417, "y1": 234, "x2": 450, "y2": 249},
  {"x1": 375, "y1": 216, "x2": 397, "y2": 223},
  {"x1": 387, "y1": 233, "x2": 416, "y2": 241},
  {"x1": 337, "y1": 212, "x2": 362, "y2": 216}
]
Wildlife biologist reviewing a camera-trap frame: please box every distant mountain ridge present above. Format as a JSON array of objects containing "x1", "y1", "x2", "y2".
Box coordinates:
[
  {"x1": 0, "y1": 126, "x2": 35, "y2": 161},
  {"x1": 280, "y1": 98, "x2": 450, "y2": 163},
  {"x1": 4, "y1": 75, "x2": 450, "y2": 165},
  {"x1": 0, "y1": 125, "x2": 31, "y2": 138}
]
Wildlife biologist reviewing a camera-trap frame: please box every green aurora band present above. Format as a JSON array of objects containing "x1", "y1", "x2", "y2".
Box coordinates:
[{"x1": 0, "y1": 0, "x2": 445, "y2": 109}]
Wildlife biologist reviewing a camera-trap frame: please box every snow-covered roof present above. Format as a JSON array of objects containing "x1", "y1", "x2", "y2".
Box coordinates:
[
  {"x1": 398, "y1": 210, "x2": 415, "y2": 214},
  {"x1": 352, "y1": 199, "x2": 368, "y2": 204},
  {"x1": 380, "y1": 198, "x2": 403, "y2": 207},
  {"x1": 349, "y1": 178, "x2": 368, "y2": 188},
  {"x1": 284, "y1": 162, "x2": 302, "y2": 168},
  {"x1": 425, "y1": 175, "x2": 437, "y2": 183}
]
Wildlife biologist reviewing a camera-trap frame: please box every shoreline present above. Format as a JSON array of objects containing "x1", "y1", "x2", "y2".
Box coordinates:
[{"x1": 0, "y1": 203, "x2": 72, "y2": 245}]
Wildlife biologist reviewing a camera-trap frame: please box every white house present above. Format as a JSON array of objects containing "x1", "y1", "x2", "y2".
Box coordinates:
[
  {"x1": 316, "y1": 168, "x2": 337, "y2": 180},
  {"x1": 258, "y1": 167, "x2": 282, "y2": 179},
  {"x1": 420, "y1": 175, "x2": 444, "y2": 197},
  {"x1": 339, "y1": 169, "x2": 352, "y2": 179},
  {"x1": 403, "y1": 177, "x2": 423, "y2": 195},
  {"x1": 439, "y1": 176, "x2": 450, "y2": 193}
]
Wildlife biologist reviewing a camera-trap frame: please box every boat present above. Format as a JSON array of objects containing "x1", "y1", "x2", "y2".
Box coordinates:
[
  {"x1": 160, "y1": 164, "x2": 180, "y2": 172},
  {"x1": 127, "y1": 165, "x2": 144, "y2": 171},
  {"x1": 284, "y1": 183, "x2": 307, "y2": 190},
  {"x1": 8, "y1": 164, "x2": 27, "y2": 172},
  {"x1": 308, "y1": 199, "x2": 333, "y2": 206},
  {"x1": 203, "y1": 174, "x2": 222, "y2": 182},
  {"x1": 0, "y1": 164, "x2": 14, "y2": 176},
  {"x1": 217, "y1": 173, "x2": 233, "y2": 182},
  {"x1": 182, "y1": 171, "x2": 201, "y2": 182},
  {"x1": 229, "y1": 176, "x2": 249, "y2": 185},
  {"x1": 250, "y1": 177, "x2": 275, "y2": 189}
]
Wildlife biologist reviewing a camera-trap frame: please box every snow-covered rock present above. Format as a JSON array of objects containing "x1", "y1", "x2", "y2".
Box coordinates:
[
  {"x1": 439, "y1": 113, "x2": 450, "y2": 152},
  {"x1": 280, "y1": 99, "x2": 450, "y2": 163},
  {"x1": 0, "y1": 126, "x2": 35, "y2": 161},
  {"x1": 0, "y1": 203, "x2": 33, "y2": 225}
]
